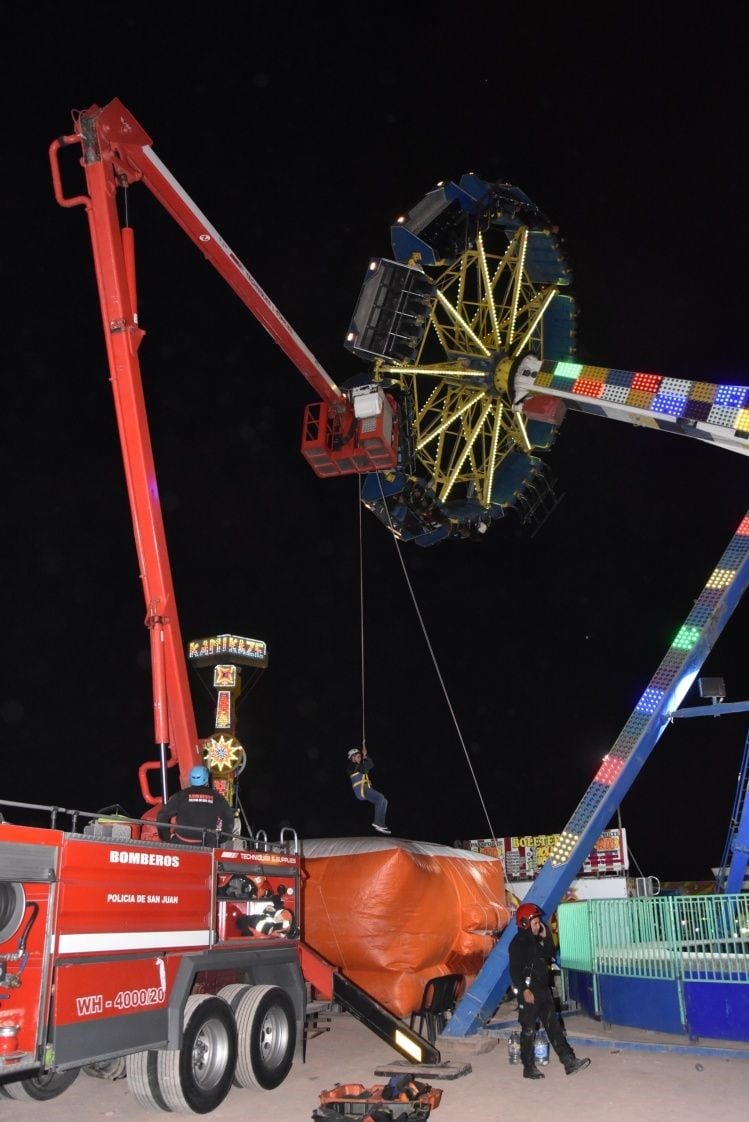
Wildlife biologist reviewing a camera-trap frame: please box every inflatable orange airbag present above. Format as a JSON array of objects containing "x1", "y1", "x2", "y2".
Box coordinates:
[{"x1": 300, "y1": 837, "x2": 509, "y2": 1017}]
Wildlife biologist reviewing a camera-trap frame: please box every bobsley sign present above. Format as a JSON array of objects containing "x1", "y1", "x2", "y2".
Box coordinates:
[{"x1": 465, "y1": 828, "x2": 628, "y2": 880}]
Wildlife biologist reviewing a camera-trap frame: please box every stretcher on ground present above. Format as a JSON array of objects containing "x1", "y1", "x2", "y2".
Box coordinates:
[{"x1": 313, "y1": 1081, "x2": 442, "y2": 1122}]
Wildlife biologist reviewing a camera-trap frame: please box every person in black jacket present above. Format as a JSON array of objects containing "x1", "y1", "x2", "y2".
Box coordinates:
[
  {"x1": 156, "y1": 765, "x2": 235, "y2": 845},
  {"x1": 346, "y1": 746, "x2": 390, "y2": 834},
  {"x1": 508, "y1": 902, "x2": 590, "y2": 1079}
]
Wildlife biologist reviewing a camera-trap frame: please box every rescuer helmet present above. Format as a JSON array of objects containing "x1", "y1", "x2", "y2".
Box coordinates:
[
  {"x1": 348, "y1": 748, "x2": 362, "y2": 759},
  {"x1": 189, "y1": 765, "x2": 210, "y2": 786},
  {"x1": 516, "y1": 902, "x2": 544, "y2": 929},
  {"x1": 251, "y1": 876, "x2": 271, "y2": 897}
]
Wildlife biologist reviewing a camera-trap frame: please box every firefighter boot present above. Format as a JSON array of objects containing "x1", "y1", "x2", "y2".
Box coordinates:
[
  {"x1": 520, "y1": 1030, "x2": 545, "y2": 1079},
  {"x1": 564, "y1": 1055, "x2": 591, "y2": 1075}
]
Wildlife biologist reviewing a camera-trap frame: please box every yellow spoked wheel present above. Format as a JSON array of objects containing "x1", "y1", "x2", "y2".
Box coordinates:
[{"x1": 347, "y1": 176, "x2": 575, "y2": 542}]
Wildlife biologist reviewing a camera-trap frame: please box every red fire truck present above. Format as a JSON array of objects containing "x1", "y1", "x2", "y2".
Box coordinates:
[{"x1": 0, "y1": 100, "x2": 434, "y2": 1113}]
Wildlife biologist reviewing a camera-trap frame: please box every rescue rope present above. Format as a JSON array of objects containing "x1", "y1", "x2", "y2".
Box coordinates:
[
  {"x1": 358, "y1": 476, "x2": 367, "y2": 752},
  {"x1": 367, "y1": 476, "x2": 500, "y2": 850}
]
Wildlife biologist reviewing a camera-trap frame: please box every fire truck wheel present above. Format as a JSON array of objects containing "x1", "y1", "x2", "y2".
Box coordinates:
[
  {"x1": 0, "y1": 1067, "x2": 80, "y2": 1101},
  {"x1": 83, "y1": 1056, "x2": 128, "y2": 1080},
  {"x1": 127, "y1": 1049, "x2": 171, "y2": 1111},
  {"x1": 217, "y1": 982, "x2": 252, "y2": 1011},
  {"x1": 157, "y1": 994, "x2": 238, "y2": 1114},
  {"x1": 217, "y1": 983, "x2": 254, "y2": 1087},
  {"x1": 233, "y1": 984, "x2": 296, "y2": 1090}
]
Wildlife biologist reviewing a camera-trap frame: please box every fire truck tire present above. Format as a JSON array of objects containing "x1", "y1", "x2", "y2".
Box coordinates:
[
  {"x1": 232, "y1": 984, "x2": 296, "y2": 1090},
  {"x1": 0, "y1": 1067, "x2": 80, "y2": 1101},
  {"x1": 83, "y1": 1056, "x2": 128, "y2": 1080},
  {"x1": 217, "y1": 982, "x2": 251, "y2": 1010},
  {"x1": 127, "y1": 1049, "x2": 171, "y2": 1111},
  {"x1": 217, "y1": 983, "x2": 254, "y2": 1087},
  {"x1": 157, "y1": 994, "x2": 238, "y2": 1114},
  {"x1": 218, "y1": 982, "x2": 293, "y2": 1090}
]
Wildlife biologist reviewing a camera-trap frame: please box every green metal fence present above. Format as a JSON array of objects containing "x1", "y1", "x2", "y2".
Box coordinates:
[{"x1": 558, "y1": 894, "x2": 749, "y2": 983}]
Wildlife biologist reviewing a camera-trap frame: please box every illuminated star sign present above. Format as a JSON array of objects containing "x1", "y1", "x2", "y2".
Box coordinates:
[
  {"x1": 214, "y1": 665, "x2": 237, "y2": 687},
  {"x1": 203, "y1": 734, "x2": 245, "y2": 773}
]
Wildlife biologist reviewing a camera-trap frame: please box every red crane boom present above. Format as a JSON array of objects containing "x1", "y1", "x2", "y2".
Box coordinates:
[{"x1": 48, "y1": 99, "x2": 365, "y2": 802}]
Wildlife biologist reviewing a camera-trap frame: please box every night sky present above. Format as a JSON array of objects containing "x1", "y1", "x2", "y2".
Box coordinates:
[{"x1": 4, "y1": 7, "x2": 748, "y2": 881}]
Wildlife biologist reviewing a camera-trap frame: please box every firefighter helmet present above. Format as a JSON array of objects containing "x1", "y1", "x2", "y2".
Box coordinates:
[
  {"x1": 272, "y1": 907, "x2": 294, "y2": 932},
  {"x1": 516, "y1": 902, "x2": 544, "y2": 929},
  {"x1": 251, "y1": 876, "x2": 271, "y2": 897},
  {"x1": 189, "y1": 765, "x2": 210, "y2": 786}
]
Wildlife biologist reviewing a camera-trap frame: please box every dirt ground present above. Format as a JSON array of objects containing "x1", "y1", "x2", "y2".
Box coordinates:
[{"x1": 3, "y1": 1007, "x2": 748, "y2": 1122}]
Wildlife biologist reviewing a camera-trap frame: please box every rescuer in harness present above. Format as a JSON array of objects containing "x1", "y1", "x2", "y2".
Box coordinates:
[
  {"x1": 156, "y1": 765, "x2": 235, "y2": 845},
  {"x1": 347, "y1": 746, "x2": 390, "y2": 834},
  {"x1": 509, "y1": 902, "x2": 590, "y2": 1080}
]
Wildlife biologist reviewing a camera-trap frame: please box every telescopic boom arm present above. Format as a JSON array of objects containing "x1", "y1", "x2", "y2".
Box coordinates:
[{"x1": 49, "y1": 99, "x2": 350, "y2": 803}]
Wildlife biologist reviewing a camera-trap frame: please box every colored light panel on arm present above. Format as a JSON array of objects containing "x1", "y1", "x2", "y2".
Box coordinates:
[
  {"x1": 650, "y1": 393, "x2": 689, "y2": 416},
  {"x1": 552, "y1": 361, "x2": 583, "y2": 380},
  {"x1": 715, "y1": 385, "x2": 749, "y2": 408},
  {"x1": 550, "y1": 830, "x2": 580, "y2": 867},
  {"x1": 631, "y1": 372, "x2": 662, "y2": 393},
  {"x1": 672, "y1": 624, "x2": 700, "y2": 651},
  {"x1": 572, "y1": 377, "x2": 604, "y2": 398},
  {"x1": 595, "y1": 755, "x2": 625, "y2": 787},
  {"x1": 707, "y1": 567, "x2": 737, "y2": 590},
  {"x1": 635, "y1": 687, "x2": 666, "y2": 715}
]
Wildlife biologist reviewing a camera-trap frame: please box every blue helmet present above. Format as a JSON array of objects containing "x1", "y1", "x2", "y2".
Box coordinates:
[{"x1": 189, "y1": 765, "x2": 210, "y2": 787}]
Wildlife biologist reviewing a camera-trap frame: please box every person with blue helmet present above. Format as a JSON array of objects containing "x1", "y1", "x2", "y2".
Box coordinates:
[{"x1": 156, "y1": 764, "x2": 235, "y2": 845}]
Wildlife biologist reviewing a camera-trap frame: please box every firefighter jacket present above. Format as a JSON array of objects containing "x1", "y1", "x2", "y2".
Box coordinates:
[
  {"x1": 156, "y1": 784, "x2": 234, "y2": 844},
  {"x1": 508, "y1": 925, "x2": 557, "y2": 998}
]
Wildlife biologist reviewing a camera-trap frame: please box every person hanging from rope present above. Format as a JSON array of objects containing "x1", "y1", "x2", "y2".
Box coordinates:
[{"x1": 346, "y1": 746, "x2": 390, "y2": 834}]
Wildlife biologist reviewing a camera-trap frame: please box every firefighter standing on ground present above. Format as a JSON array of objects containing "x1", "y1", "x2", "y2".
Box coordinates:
[
  {"x1": 509, "y1": 902, "x2": 590, "y2": 1079},
  {"x1": 156, "y1": 765, "x2": 235, "y2": 845},
  {"x1": 347, "y1": 746, "x2": 390, "y2": 834}
]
